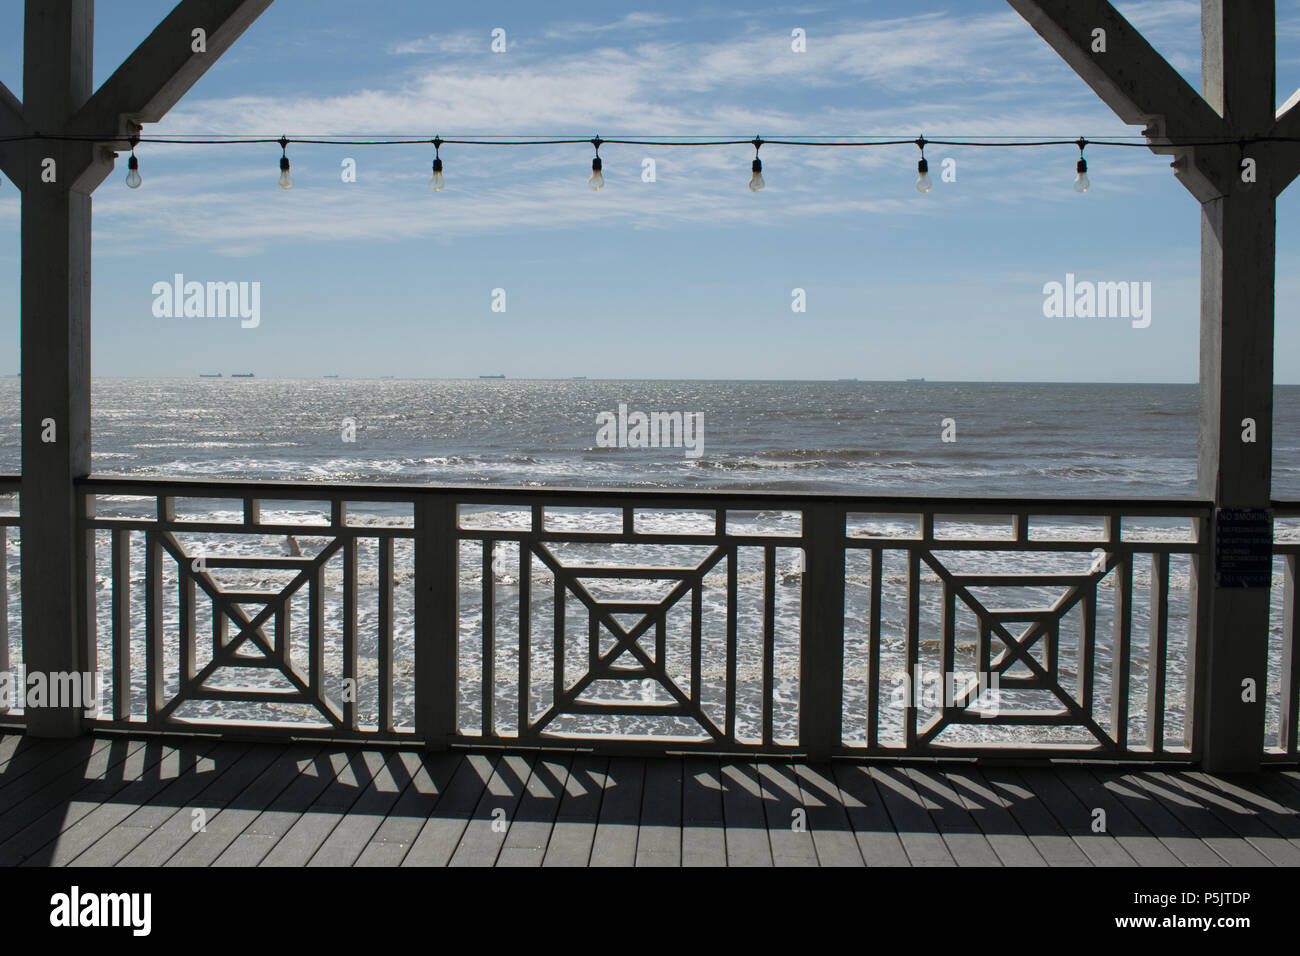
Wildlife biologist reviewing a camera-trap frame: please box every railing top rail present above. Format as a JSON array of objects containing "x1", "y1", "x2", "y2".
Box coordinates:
[
  {"x1": 75, "y1": 473, "x2": 1213, "y2": 515},
  {"x1": 1272, "y1": 499, "x2": 1300, "y2": 515}
]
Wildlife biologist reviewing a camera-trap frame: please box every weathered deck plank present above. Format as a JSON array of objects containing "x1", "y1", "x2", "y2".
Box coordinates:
[
  {"x1": 216, "y1": 747, "x2": 359, "y2": 867},
  {"x1": 113, "y1": 743, "x2": 286, "y2": 866},
  {"x1": 164, "y1": 745, "x2": 322, "y2": 867},
  {"x1": 1088, "y1": 767, "x2": 1228, "y2": 867},
  {"x1": 904, "y1": 766, "x2": 1002, "y2": 867},
  {"x1": 831, "y1": 763, "x2": 910, "y2": 866},
  {"x1": 308, "y1": 750, "x2": 415, "y2": 867},
  {"x1": 792, "y1": 762, "x2": 864, "y2": 867},
  {"x1": 758, "y1": 762, "x2": 819, "y2": 866},
  {"x1": 865, "y1": 765, "x2": 956, "y2": 866},
  {"x1": 353, "y1": 750, "x2": 462, "y2": 867},
  {"x1": 680, "y1": 756, "x2": 727, "y2": 867},
  {"x1": 1052, "y1": 767, "x2": 1180, "y2": 867},
  {"x1": 0, "y1": 738, "x2": 152, "y2": 864},
  {"x1": 541, "y1": 754, "x2": 607, "y2": 867},
  {"x1": 1123, "y1": 771, "x2": 1273, "y2": 866},
  {"x1": 981, "y1": 767, "x2": 1092, "y2": 866},
  {"x1": 401, "y1": 752, "x2": 498, "y2": 866},
  {"x1": 495, "y1": 753, "x2": 573, "y2": 867},
  {"x1": 941, "y1": 767, "x2": 1047, "y2": 867},
  {"x1": 260, "y1": 749, "x2": 381, "y2": 867},
  {"x1": 636, "y1": 756, "x2": 682, "y2": 867},
  {"x1": 719, "y1": 760, "x2": 772, "y2": 867},
  {"x1": 36, "y1": 739, "x2": 221, "y2": 866},
  {"x1": 449, "y1": 753, "x2": 536, "y2": 867},
  {"x1": 589, "y1": 756, "x2": 645, "y2": 866},
  {"x1": 1016, "y1": 767, "x2": 1139, "y2": 867},
  {"x1": 73, "y1": 743, "x2": 278, "y2": 867}
]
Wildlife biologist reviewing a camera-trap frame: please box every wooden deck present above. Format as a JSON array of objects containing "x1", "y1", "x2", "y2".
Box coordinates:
[{"x1": 1, "y1": 732, "x2": 1298, "y2": 867}]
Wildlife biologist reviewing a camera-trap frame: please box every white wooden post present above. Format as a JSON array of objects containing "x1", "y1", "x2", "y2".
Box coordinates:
[
  {"x1": 1009, "y1": 0, "x2": 1285, "y2": 770},
  {"x1": 2, "y1": 0, "x2": 271, "y2": 736}
]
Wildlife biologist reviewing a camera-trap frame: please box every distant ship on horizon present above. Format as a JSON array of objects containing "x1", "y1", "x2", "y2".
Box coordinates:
[
  {"x1": 906, "y1": 377, "x2": 925, "y2": 382},
  {"x1": 231, "y1": 372, "x2": 254, "y2": 378},
  {"x1": 479, "y1": 374, "x2": 505, "y2": 379},
  {"x1": 198, "y1": 372, "x2": 222, "y2": 378}
]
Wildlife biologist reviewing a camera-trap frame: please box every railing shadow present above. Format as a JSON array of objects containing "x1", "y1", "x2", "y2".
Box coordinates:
[{"x1": 2, "y1": 732, "x2": 1297, "y2": 866}]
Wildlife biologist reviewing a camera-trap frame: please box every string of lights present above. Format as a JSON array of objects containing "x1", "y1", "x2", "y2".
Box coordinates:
[{"x1": 1, "y1": 130, "x2": 1293, "y2": 193}]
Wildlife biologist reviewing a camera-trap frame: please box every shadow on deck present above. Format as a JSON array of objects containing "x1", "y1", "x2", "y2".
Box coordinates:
[{"x1": 1, "y1": 732, "x2": 1298, "y2": 867}]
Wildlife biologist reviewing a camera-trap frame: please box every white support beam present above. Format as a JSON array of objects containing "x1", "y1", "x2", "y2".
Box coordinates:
[
  {"x1": 71, "y1": 0, "x2": 272, "y2": 138},
  {"x1": 68, "y1": 0, "x2": 272, "y2": 193},
  {"x1": 1007, "y1": 0, "x2": 1229, "y2": 201},
  {"x1": 0, "y1": 80, "x2": 28, "y2": 187},
  {"x1": 1270, "y1": 89, "x2": 1300, "y2": 194}
]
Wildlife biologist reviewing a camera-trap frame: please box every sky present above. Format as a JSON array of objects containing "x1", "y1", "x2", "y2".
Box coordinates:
[{"x1": 2, "y1": 0, "x2": 1300, "y2": 381}]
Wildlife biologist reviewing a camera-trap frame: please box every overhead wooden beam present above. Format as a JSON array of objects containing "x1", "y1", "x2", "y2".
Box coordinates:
[
  {"x1": 1270, "y1": 90, "x2": 1300, "y2": 194},
  {"x1": 70, "y1": 0, "x2": 272, "y2": 139},
  {"x1": 0, "y1": 80, "x2": 28, "y2": 187},
  {"x1": 1006, "y1": 0, "x2": 1229, "y2": 201},
  {"x1": 0, "y1": 81, "x2": 25, "y2": 138}
]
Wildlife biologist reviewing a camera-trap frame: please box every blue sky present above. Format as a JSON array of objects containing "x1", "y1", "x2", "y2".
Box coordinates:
[{"x1": 2, "y1": 0, "x2": 1300, "y2": 381}]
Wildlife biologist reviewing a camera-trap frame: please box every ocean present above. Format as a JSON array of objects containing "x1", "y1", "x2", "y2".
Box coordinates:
[
  {"x1": 0, "y1": 378, "x2": 1297, "y2": 747},
  {"x1": 1, "y1": 378, "x2": 1298, "y2": 495}
]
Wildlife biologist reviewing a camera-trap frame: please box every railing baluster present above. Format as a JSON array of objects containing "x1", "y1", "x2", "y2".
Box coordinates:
[
  {"x1": 1148, "y1": 552, "x2": 1169, "y2": 752},
  {"x1": 941, "y1": 579, "x2": 955, "y2": 718},
  {"x1": 1112, "y1": 553, "x2": 1133, "y2": 751},
  {"x1": 145, "y1": 531, "x2": 163, "y2": 725},
  {"x1": 309, "y1": 557, "x2": 323, "y2": 701},
  {"x1": 1281, "y1": 553, "x2": 1300, "y2": 756},
  {"x1": 481, "y1": 539, "x2": 495, "y2": 737},
  {"x1": 79, "y1": 494, "x2": 96, "y2": 719},
  {"x1": 112, "y1": 529, "x2": 130, "y2": 721},
  {"x1": 214, "y1": 598, "x2": 228, "y2": 651},
  {"x1": 763, "y1": 543, "x2": 776, "y2": 747},
  {"x1": 518, "y1": 541, "x2": 530, "y2": 737},
  {"x1": 691, "y1": 581, "x2": 702, "y2": 704},
  {"x1": 905, "y1": 546, "x2": 920, "y2": 751},
  {"x1": 553, "y1": 576, "x2": 565, "y2": 709},
  {"x1": 868, "y1": 545, "x2": 881, "y2": 751},
  {"x1": 1080, "y1": 585, "x2": 1096, "y2": 720},
  {"x1": 726, "y1": 543, "x2": 737, "y2": 742},
  {"x1": 179, "y1": 551, "x2": 196, "y2": 686},
  {"x1": 342, "y1": 534, "x2": 357, "y2": 730},
  {"x1": 378, "y1": 537, "x2": 394, "y2": 734},
  {"x1": 0, "y1": 526, "x2": 7, "y2": 710}
]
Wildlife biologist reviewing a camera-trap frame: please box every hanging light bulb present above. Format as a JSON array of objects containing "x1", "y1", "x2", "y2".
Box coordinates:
[
  {"x1": 915, "y1": 136, "x2": 931, "y2": 194},
  {"x1": 1073, "y1": 138, "x2": 1090, "y2": 193},
  {"x1": 125, "y1": 135, "x2": 142, "y2": 189},
  {"x1": 278, "y1": 135, "x2": 294, "y2": 189},
  {"x1": 429, "y1": 137, "x2": 445, "y2": 191},
  {"x1": 749, "y1": 137, "x2": 765, "y2": 192},
  {"x1": 588, "y1": 136, "x2": 604, "y2": 190}
]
